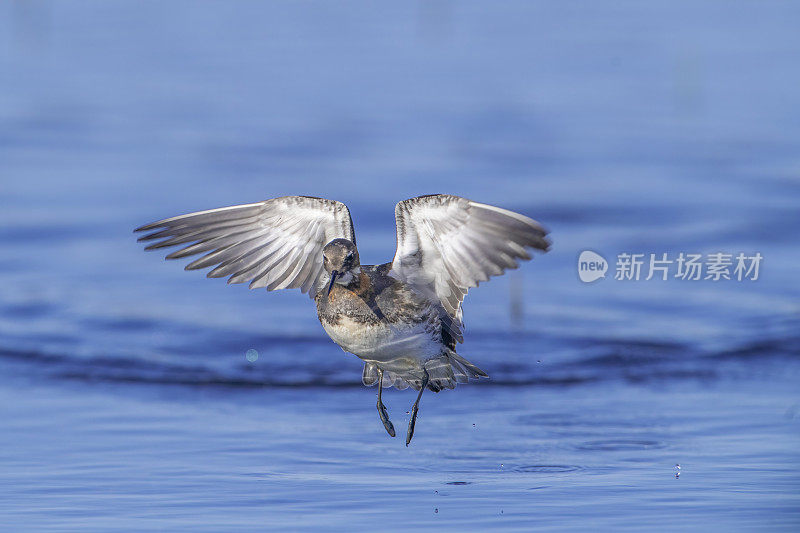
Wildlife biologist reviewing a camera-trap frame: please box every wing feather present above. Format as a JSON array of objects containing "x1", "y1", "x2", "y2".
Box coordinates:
[
  {"x1": 135, "y1": 196, "x2": 355, "y2": 297},
  {"x1": 390, "y1": 194, "x2": 549, "y2": 337}
]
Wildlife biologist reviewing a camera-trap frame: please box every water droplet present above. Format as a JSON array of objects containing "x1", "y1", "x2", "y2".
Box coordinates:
[
  {"x1": 434, "y1": 508, "x2": 438, "y2": 514},
  {"x1": 245, "y1": 349, "x2": 258, "y2": 362},
  {"x1": 472, "y1": 423, "x2": 476, "y2": 427},
  {"x1": 434, "y1": 490, "x2": 438, "y2": 495},
  {"x1": 500, "y1": 463, "x2": 504, "y2": 468}
]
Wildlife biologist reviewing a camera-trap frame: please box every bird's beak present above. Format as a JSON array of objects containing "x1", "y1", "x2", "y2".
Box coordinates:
[{"x1": 327, "y1": 270, "x2": 338, "y2": 296}]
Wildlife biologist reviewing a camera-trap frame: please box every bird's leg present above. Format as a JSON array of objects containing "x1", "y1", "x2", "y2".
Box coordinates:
[
  {"x1": 376, "y1": 368, "x2": 395, "y2": 437},
  {"x1": 405, "y1": 369, "x2": 429, "y2": 446}
]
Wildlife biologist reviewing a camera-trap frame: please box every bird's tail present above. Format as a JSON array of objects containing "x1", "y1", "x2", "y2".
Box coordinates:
[
  {"x1": 361, "y1": 351, "x2": 488, "y2": 392},
  {"x1": 419, "y1": 350, "x2": 489, "y2": 391},
  {"x1": 445, "y1": 350, "x2": 489, "y2": 384}
]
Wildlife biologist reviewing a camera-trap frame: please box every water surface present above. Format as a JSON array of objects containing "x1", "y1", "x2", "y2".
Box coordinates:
[{"x1": 1, "y1": 1, "x2": 799, "y2": 531}]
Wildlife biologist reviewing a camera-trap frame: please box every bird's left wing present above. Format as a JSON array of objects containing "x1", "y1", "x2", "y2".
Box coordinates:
[
  {"x1": 390, "y1": 194, "x2": 549, "y2": 337},
  {"x1": 135, "y1": 196, "x2": 355, "y2": 298}
]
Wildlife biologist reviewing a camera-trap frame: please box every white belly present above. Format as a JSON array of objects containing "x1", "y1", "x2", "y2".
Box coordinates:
[{"x1": 321, "y1": 316, "x2": 441, "y2": 365}]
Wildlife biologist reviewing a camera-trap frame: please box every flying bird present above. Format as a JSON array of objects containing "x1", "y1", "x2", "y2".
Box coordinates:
[{"x1": 135, "y1": 194, "x2": 549, "y2": 445}]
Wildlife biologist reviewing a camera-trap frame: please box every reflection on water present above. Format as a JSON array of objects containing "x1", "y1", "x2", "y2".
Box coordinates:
[{"x1": 1, "y1": 0, "x2": 799, "y2": 530}]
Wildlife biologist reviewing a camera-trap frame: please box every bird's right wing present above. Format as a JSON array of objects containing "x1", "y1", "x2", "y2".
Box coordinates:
[{"x1": 135, "y1": 196, "x2": 355, "y2": 298}]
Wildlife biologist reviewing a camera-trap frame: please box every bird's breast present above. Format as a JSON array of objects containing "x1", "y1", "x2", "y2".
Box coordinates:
[
  {"x1": 320, "y1": 314, "x2": 439, "y2": 363},
  {"x1": 316, "y1": 277, "x2": 441, "y2": 362}
]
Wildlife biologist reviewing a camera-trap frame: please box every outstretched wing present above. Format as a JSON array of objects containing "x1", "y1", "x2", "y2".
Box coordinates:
[
  {"x1": 135, "y1": 196, "x2": 354, "y2": 298},
  {"x1": 391, "y1": 194, "x2": 549, "y2": 336}
]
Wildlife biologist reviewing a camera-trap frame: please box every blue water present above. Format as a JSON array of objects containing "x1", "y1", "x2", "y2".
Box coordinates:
[{"x1": 1, "y1": 1, "x2": 799, "y2": 531}]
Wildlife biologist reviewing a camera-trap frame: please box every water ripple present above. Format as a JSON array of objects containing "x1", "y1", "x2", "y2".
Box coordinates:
[
  {"x1": 0, "y1": 323, "x2": 797, "y2": 389},
  {"x1": 511, "y1": 464, "x2": 585, "y2": 474},
  {"x1": 576, "y1": 439, "x2": 666, "y2": 452}
]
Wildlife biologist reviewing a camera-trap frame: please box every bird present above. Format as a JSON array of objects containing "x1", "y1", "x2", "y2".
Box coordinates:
[{"x1": 135, "y1": 194, "x2": 549, "y2": 445}]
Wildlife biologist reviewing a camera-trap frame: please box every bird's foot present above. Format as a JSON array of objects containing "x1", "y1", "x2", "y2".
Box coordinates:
[
  {"x1": 377, "y1": 400, "x2": 395, "y2": 437},
  {"x1": 405, "y1": 404, "x2": 419, "y2": 446},
  {"x1": 405, "y1": 371, "x2": 429, "y2": 446}
]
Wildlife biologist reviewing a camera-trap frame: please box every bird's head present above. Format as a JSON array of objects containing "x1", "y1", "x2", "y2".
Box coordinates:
[{"x1": 322, "y1": 238, "x2": 360, "y2": 294}]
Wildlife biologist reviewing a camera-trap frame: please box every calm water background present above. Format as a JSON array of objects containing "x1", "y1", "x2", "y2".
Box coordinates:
[{"x1": 1, "y1": 1, "x2": 799, "y2": 531}]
